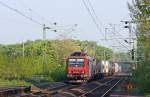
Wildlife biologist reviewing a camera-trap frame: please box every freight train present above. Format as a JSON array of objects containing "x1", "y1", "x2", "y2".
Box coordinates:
[{"x1": 66, "y1": 52, "x2": 120, "y2": 83}]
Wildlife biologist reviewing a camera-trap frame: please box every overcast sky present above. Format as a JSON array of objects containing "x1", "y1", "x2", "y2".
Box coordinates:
[{"x1": 0, "y1": 0, "x2": 132, "y2": 51}]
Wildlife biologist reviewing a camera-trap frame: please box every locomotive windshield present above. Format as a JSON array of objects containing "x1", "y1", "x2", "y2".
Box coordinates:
[
  {"x1": 69, "y1": 59, "x2": 84, "y2": 66},
  {"x1": 69, "y1": 59, "x2": 76, "y2": 65}
]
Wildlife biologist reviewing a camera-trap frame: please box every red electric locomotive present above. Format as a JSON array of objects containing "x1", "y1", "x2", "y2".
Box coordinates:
[{"x1": 66, "y1": 52, "x2": 102, "y2": 83}]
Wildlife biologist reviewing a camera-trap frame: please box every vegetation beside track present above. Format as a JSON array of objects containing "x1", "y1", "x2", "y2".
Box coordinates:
[
  {"x1": 128, "y1": 0, "x2": 150, "y2": 94},
  {"x1": 0, "y1": 79, "x2": 30, "y2": 87},
  {"x1": 0, "y1": 39, "x2": 113, "y2": 86}
]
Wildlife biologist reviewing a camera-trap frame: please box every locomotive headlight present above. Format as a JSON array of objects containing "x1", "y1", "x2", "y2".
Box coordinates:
[
  {"x1": 67, "y1": 74, "x2": 69, "y2": 77},
  {"x1": 67, "y1": 74, "x2": 72, "y2": 77},
  {"x1": 81, "y1": 74, "x2": 86, "y2": 78},
  {"x1": 84, "y1": 74, "x2": 87, "y2": 77},
  {"x1": 81, "y1": 74, "x2": 84, "y2": 78}
]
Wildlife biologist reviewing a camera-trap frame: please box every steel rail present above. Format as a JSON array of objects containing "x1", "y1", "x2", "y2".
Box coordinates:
[
  {"x1": 79, "y1": 78, "x2": 115, "y2": 97},
  {"x1": 101, "y1": 78, "x2": 122, "y2": 97}
]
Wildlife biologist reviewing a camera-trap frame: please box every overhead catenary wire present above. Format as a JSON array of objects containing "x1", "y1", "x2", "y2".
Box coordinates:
[
  {"x1": 81, "y1": 0, "x2": 111, "y2": 52},
  {"x1": 100, "y1": 24, "x2": 130, "y2": 52},
  {"x1": 15, "y1": 0, "x2": 33, "y2": 18},
  {"x1": 114, "y1": 28, "x2": 130, "y2": 50},
  {"x1": 111, "y1": 31, "x2": 130, "y2": 49},
  {"x1": 82, "y1": 0, "x2": 116, "y2": 51},
  {"x1": 100, "y1": 24, "x2": 129, "y2": 52},
  {"x1": 0, "y1": 1, "x2": 42, "y2": 25},
  {"x1": 85, "y1": 0, "x2": 130, "y2": 51},
  {"x1": 16, "y1": 0, "x2": 53, "y2": 25},
  {"x1": 110, "y1": 27, "x2": 130, "y2": 50},
  {"x1": 16, "y1": 0, "x2": 80, "y2": 40},
  {"x1": 82, "y1": 0, "x2": 130, "y2": 52},
  {"x1": 86, "y1": 0, "x2": 104, "y2": 28},
  {"x1": 15, "y1": 0, "x2": 75, "y2": 37},
  {"x1": 81, "y1": 0, "x2": 104, "y2": 37}
]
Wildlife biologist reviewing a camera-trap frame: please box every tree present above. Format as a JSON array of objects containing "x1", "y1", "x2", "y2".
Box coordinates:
[
  {"x1": 0, "y1": 39, "x2": 113, "y2": 84},
  {"x1": 128, "y1": 0, "x2": 150, "y2": 92}
]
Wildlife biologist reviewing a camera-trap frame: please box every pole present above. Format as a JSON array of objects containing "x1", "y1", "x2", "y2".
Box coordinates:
[
  {"x1": 43, "y1": 24, "x2": 46, "y2": 41},
  {"x1": 93, "y1": 42, "x2": 96, "y2": 57},
  {"x1": 105, "y1": 28, "x2": 108, "y2": 40},
  {"x1": 113, "y1": 24, "x2": 116, "y2": 62},
  {"x1": 104, "y1": 50, "x2": 106, "y2": 60},
  {"x1": 103, "y1": 27, "x2": 109, "y2": 61},
  {"x1": 43, "y1": 24, "x2": 47, "y2": 74},
  {"x1": 113, "y1": 24, "x2": 116, "y2": 34},
  {"x1": 22, "y1": 40, "x2": 24, "y2": 58},
  {"x1": 126, "y1": 21, "x2": 132, "y2": 60},
  {"x1": 42, "y1": 24, "x2": 51, "y2": 74},
  {"x1": 129, "y1": 22, "x2": 132, "y2": 50},
  {"x1": 121, "y1": 20, "x2": 133, "y2": 60}
]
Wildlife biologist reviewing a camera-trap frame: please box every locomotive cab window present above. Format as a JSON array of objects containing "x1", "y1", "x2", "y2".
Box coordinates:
[
  {"x1": 76, "y1": 59, "x2": 84, "y2": 65},
  {"x1": 68, "y1": 59, "x2": 84, "y2": 66},
  {"x1": 69, "y1": 59, "x2": 76, "y2": 65}
]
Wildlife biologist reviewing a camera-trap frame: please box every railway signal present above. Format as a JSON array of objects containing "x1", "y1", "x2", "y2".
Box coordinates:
[
  {"x1": 131, "y1": 49, "x2": 135, "y2": 60},
  {"x1": 121, "y1": 20, "x2": 135, "y2": 61}
]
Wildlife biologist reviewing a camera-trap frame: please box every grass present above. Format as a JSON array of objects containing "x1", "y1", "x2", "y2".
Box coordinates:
[
  {"x1": 0, "y1": 79, "x2": 31, "y2": 87},
  {"x1": 146, "y1": 94, "x2": 150, "y2": 97},
  {"x1": 145, "y1": 92, "x2": 150, "y2": 97}
]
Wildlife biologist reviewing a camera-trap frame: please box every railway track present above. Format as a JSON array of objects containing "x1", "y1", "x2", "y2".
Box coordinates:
[
  {"x1": 83, "y1": 78, "x2": 122, "y2": 97},
  {"x1": 0, "y1": 77, "x2": 122, "y2": 97},
  {"x1": 0, "y1": 86, "x2": 31, "y2": 97},
  {"x1": 51, "y1": 77, "x2": 122, "y2": 97},
  {"x1": 31, "y1": 82, "x2": 68, "y2": 93},
  {"x1": 0, "y1": 82, "x2": 76, "y2": 97},
  {"x1": 20, "y1": 82, "x2": 79, "y2": 97}
]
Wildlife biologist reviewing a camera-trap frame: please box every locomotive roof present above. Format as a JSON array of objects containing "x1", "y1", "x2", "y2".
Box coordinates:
[
  {"x1": 68, "y1": 56, "x2": 86, "y2": 59},
  {"x1": 70, "y1": 52, "x2": 88, "y2": 56}
]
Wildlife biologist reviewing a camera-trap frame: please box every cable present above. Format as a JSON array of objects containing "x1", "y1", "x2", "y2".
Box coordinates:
[
  {"x1": 82, "y1": 0, "x2": 116, "y2": 51},
  {"x1": 85, "y1": 0, "x2": 130, "y2": 52},
  {"x1": 108, "y1": 24, "x2": 130, "y2": 49},
  {"x1": 111, "y1": 31, "x2": 130, "y2": 49},
  {"x1": 0, "y1": 1, "x2": 42, "y2": 25},
  {"x1": 86, "y1": 0, "x2": 104, "y2": 28},
  {"x1": 81, "y1": 0, "x2": 104, "y2": 37},
  {"x1": 84, "y1": 0, "x2": 129, "y2": 52},
  {"x1": 16, "y1": 0, "x2": 53, "y2": 25}
]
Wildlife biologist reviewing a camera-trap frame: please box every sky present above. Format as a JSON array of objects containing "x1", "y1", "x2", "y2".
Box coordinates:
[{"x1": 0, "y1": 0, "x2": 132, "y2": 52}]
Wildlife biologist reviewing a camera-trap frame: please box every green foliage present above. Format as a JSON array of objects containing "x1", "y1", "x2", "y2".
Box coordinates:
[
  {"x1": 0, "y1": 79, "x2": 30, "y2": 87},
  {"x1": 95, "y1": 45, "x2": 113, "y2": 60},
  {"x1": 113, "y1": 52, "x2": 131, "y2": 61},
  {"x1": 0, "y1": 39, "x2": 112, "y2": 86},
  {"x1": 128, "y1": 0, "x2": 150, "y2": 93},
  {"x1": 50, "y1": 65, "x2": 66, "y2": 81}
]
